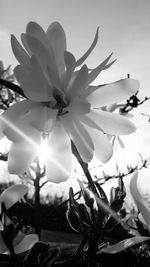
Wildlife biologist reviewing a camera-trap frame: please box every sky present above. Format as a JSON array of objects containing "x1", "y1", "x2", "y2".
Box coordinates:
[{"x1": 0, "y1": 0, "x2": 150, "y2": 199}]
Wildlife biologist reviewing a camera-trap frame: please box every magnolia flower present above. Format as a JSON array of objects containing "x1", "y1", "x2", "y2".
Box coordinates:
[
  {"x1": 0, "y1": 21, "x2": 139, "y2": 182},
  {"x1": 0, "y1": 184, "x2": 39, "y2": 254}
]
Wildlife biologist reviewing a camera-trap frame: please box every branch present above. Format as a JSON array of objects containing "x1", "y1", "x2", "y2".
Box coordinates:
[
  {"x1": 94, "y1": 157, "x2": 150, "y2": 185},
  {"x1": 40, "y1": 180, "x2": 49, "y2": 189},
  {"x1": 0, "y1": 79, "x2": 27, "y2": 98}
]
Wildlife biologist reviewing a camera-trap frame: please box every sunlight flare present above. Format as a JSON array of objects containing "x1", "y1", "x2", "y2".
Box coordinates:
[{"x1": 0, "y1": 115, "x2": 40, "y2": 150}]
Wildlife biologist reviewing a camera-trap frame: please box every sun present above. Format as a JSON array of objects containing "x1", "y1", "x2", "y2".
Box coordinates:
[{"x1": 38, "y1": 136, "x2": 50, "y2": 167}]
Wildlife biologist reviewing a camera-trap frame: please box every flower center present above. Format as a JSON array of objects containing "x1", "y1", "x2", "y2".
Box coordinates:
[{"x1": 44, "y1": 89, "x2": 69, "y2": 116}]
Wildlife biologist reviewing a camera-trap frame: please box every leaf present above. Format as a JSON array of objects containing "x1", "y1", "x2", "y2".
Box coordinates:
[
  {"x1": 66, "y1": 208, "x2": 83, "y2": 233},
  {"x1": 69, "y1": 187, "x2": 92, "y2": 226},
  {"x1": 100, "y1": 236, "x2": 150, "y2": 254}
]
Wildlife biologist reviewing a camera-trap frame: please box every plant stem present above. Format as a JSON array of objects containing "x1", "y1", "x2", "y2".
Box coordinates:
[{"x1": 71, "y1": 141, "x2": 98, "y2": 197}]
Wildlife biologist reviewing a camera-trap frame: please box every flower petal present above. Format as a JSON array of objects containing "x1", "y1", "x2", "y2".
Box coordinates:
[
  {"x1": 25, "y1": 34, "x2": 61, "y2": 89},
  {"x1": 21, "y1": 33, "x2": 32, "y2": 55},
  {"x1": 4, "y1": 120, "x2": 41, "y2": 144},
  {"x1": 86, "y1": 79, "x2": 140, "y2": 108},
  {"x1": 68, "y1": 100, "x2": 90, "y2": 115},
  {"x1": 8, "y1": 132, "x2": 40, "y2": 174},
  {"x1": 63, "y1": 51, "x2": 76, "y2": 88},
  {"x1": 61, "y1": 113, "x2": 94, "y2": 162},
  {"x1": 86, "y1": 53, "x2": 114, "y2": 85},
  {"x1": 75, "y1": 27, "x2": 99, "y2": 67},
  {"x1": 25, "y1": 106, "x2": 57, "y2": 132},
  {"x1": 11, "y1": 35, "x2": 30, "y2": 67},
  {"x1": 87, "y1": 109, "x2": 136, "y2": 135},
  {"x1": 84, "y1": 125, "x2": 113, "y2": 163},
  {"x1": 46, "y1": 22, "x2": 66, "y2": 76},
  {"x1": 68, "y1": 64, "x2": 88, "y2": 99},
  {"x1": 46, "y1": 121, "x2": 72, "y2": 183},
  {"x1": 26, "y1": 21, "x2": 48, "y2": 48},
  {"x1": 13, "y1": 234, "x2": 39, "y2": 254},
  {"x1": 14, "y1": 57, "x2": 54, "y2": 102},
  {"x1": 130, "y1": 172, "x2": 150, "y2": 230},
  {"x1": 0, "y1": 100, "x2": 37, "y2": 137},
  {"x1": 1, "y1": 100, "x2": 36, "y2": 119},
  {"x1": 79, "y1": 113, "x2": 103, "y2": 132}
]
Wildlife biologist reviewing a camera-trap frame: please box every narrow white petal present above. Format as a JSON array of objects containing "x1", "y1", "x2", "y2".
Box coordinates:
[
  {"x1": 4, "y1": 120, "x2": 41, "y2": 144},
  {"x1": 75, "y1": 27, "x2": 99, "y2": 67},
  {"x1": 61, "y1": 113, "x2": 94, "y2": 163},
  {"x1": 68, "y1": 100, "x2": 90, "y2": 115},
  {"x1": 0, "y1": 100, "x2": 37, "y2": 126},
  {"x1": 46, "y1": 122, "x2": 72, "y2": 183},
  {"x1": 46, "y1": 22, "x2": 66, "y2": 76},
  {"x1": 11, "y1": 35, "x2": 30, "y2": 67},
  {"x1": 87, "y1": 53, "x2": 114, "y2": 85},
  {"x1": 0, "y1": 102, "x2": 29, "y2": 141},
  {"x1": 0, "y1": 102, "x2": 33, "y2": 142},
  {"x1": 21, "y1": 33, "x2": 32, "y2": 55},
  {"x1": 25, "y1": 34, "x2": 61, "y2": 89},
  {"x1": 79, "y1": 113, "x2": 103, "y2": 132},
  {"x1": 85, "y1": 125, "x2": 113, "y2": 162},
  {"x1": 8, "y1": 133, "x2": 40, "y2": 174},
  {"x1": 25, "y1": 106, "x2": 57, "y2": 132},
  {"x1": 87, "y1": 109, "x2": 136, "y2": 135},
  {"x1": 26, "y1": 21, "x2": 49, "y2": 48},
  {"x1": 68, "y1": 65, "x2": 88, "y2": 99},
  {"x1": 86, "y1": 79, "x2": 140, "y2": 108},
  {"x1": 14, "y1": 57, "x2": 54, "y2": 102},
  {"x1": 63, "y1": 51, "x2": 76, "y2": 88}
]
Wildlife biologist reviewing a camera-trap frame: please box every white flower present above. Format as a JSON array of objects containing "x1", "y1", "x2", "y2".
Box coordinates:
[
  {"x1": 0, "y1": 21, "x2": 139, "y2": 183},
  {"x1": 0, "y1": 185, "x2": 39, "y2": 254}
]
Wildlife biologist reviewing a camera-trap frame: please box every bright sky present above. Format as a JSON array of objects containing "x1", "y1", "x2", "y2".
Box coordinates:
[{"x1": 0, "y1": 0, "x2": 150, "y2": 199}]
